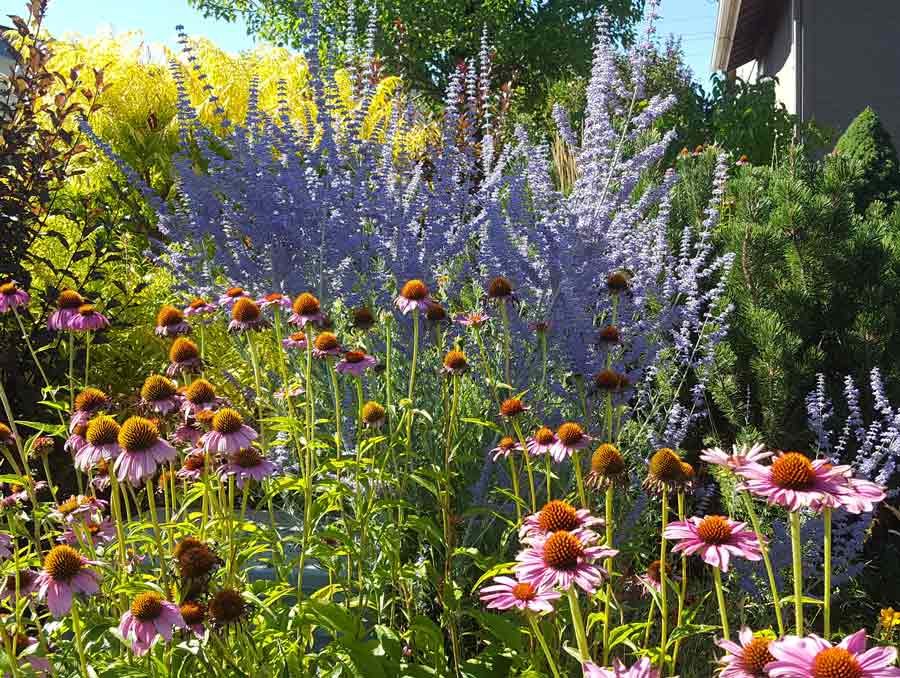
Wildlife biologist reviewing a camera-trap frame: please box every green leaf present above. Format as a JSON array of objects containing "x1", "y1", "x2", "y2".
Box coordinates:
[
  {"x1": 607, "y1": 622, "x2": 648, "y2": 650},
  {"x1": 469, "y1": 610, "x2": 523, "y2": 653},
  {"x1": 470, "y1": 562, "x2": 516, "y2": 593}
]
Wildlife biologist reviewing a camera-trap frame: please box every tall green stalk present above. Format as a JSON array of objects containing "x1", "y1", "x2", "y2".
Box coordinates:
[
  {"x1": 711, "y1": 566, "x2": 730, "y2": 640},
  {"x1": 70, "y1": 600, "x2": 90, "y2": 678},
  {"x1": 528, "y1": 616, "x2": 561, "y2": 678},
  {"x1": 602, "y1": 485, "x2": 615, "y2": 665},
  {"x1": 512, "y1": 420, "x2": 536, "y2": 512},
  {"x1": 740, "y1": 491, "x2": 784, "y2": 635},
  {"x1": 567, "y1": 587, "x2": 592, "y2": 663},
  {"x1": 658, "y1": 488, "x2": 669, "y2": 675},
  {"x1": 823, "y1": 507, "x2": 832, "y2": 638},
  {"x1": 405, "y1": 309, "x2": 420, "y2": 452},
  {"x1": 789, "y1": 511, "x2": 804, "y2": 635}
]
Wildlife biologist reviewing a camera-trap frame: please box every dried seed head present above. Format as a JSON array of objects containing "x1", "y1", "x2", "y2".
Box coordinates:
[
  {"x1": 425, "y1": 304, "x2": 446, "y2": 321},
  {"x1": 487, "y1": 276, "x2": 513, "y2": 299},
  {"x1": 208, "y1": 588, "x2": 247, "y2": 626},
  {"x1": 180, "y1": 600, "x2": 206, "y2": 626}
]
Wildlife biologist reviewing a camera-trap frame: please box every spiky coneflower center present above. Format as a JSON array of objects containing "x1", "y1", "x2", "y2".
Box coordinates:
[
  {"x1": 649, "y1": 448, "x2": 683, "y2": 480},
  {"x1": 212, "y1": 408, "x2": 244, "y2": 434},
  {"x1": 497, "y1": 436, "x2": 516, "y2": 451},
  {"x1": 537, "y1": 501, "x2": 579, "y2": 533},
  {"x1": 606, "y1": 272, "x2": 629, "y2": 292},
  {"x1": 591, "y1": 444, "x2": 625, "y2": 476},
  {"x1": 646, "y1": 560, "x2": 662, "y2": 585},
  {"x1": 75, "y1": 388, "x2": 108, "y2": 413},
  {"x1": 312, "y1": 333, "x2": 338, "y2": 353},
  {"x1": 185, "y1": 379, "x2": 215, "y2": 405},
  {"x1": 292, "y1": 293, "x2": 320, "y2": 316},
  {"x1": 170, "y1": 337, "x2": 200, "y2": 363},
  {"x1": 208, "y1": 589, "x2": 246, "y2": 625},
  {"x1": 680, "y1": 462, "x2": 695, "y2": 482},
  {"x1": 352, "y1": 307, "x2": 375, "y2": 329},
  {"x1": 225, "y1": 287, "x2": 245, "y2": 298},
  {"x1": 118, "y1": 417, "x2": 159, "y2": 452},
  {"x1": 742, "y1": 637, "x2": 775, "y2": 675},
  {"x1": 173, "y1": 537, "x2": 206, "y2": 560},
  {"x1": 231, "y1": 298, "x2": 260, "y2": 323},
  {"x1": 599, "y1": 326, "x2": 620, "y2": 343},
  {"x1": 344, "y1": 350, "x2": 366, "y2": 363},
  {"x1": 487, "y1": 276, "x2": 513, "y2": 298},
  {"x1": 811, "y1": 647, "x2": 862, "y2": 678},
  {"x1": 57, "y1": 495, "x2": 91, "y2": 516},
  {"x1": 0, "y1": 423, "x2": 11, "y2": 441},
  {"x1": 594, "y1": 368, "x2": 621, "y2": 391},
  {"x1": 288, "y1": 331, "x2": 306, "y2": 343},
  {"x1": 426, "y1": 304, "x2": 446, "y2": 322},
  {"x1": 141, "y1": 375, "x2": 177, "y2": 402},
  {"x1": 57, "y1": 289, "x2": 84, "y2": 309},
  {"x1": 178, "y1": 544, "x2": 219, "y2": 579},
  {"x1": 195, "y1": 410, "x2": 215, "y2": 427},
  {"x1": 264, "y1": 292, "x2": 284, "y2": 302},
  {"x1": 500, "y1": 398, "x2": 526, "y2": 417},
  {"x1": 556, "y1": 422, "x2": 585, "y2": 447},
  {"x1": 189, "y1": 298, "x2": 208, "y2": 310},
  {"x1": 182, "y1": 454, "x2": 206, "y2": 472},
  {"x1": 130, "y1": 592, "x2": 164, "y2": 621},
  {"x1": 443, "y1": 350, "x2": 467, "y2": 371},
  {"x1": 180, "y1": 600, "x2": 206, "y2": 626},
  {"x1": 0, "y1": 282, "x2": 17, "y2": 296},
  {"x1": 543, "y1": 531, "x2": 583, "y2": 571},
  {"x1": 157, "y1": 305, "x2": 184, "y2": 327},
  {"x1": 697, "y1": 516, "x2": 732, "y2": 545},
  {"x1": 44, "y1": 545, "x2": 83, "y2": 581},
  {"x1": 771, "y1": 452, "x2": 816, "y2": 490},
  {"x1": 534, "y1": 427, "x2": 555, "y2": 445},
  {"x1": 77, "y1": 304, "x2": 96, "y2": 316},
  {"x1": 400, "y1": 280, "x2": 428, "y2": 301},
  {"x1": 511, "y1": 582, "x2": 536, "y2": 602},
  {"x1": 231, "y1": 448, "x2": 263, "y2": 468},
  {"x1": 86, "y1": 416, "x2": 120, "y2": 446},
  {"x1": 362, "y1": 402, "x2": 385, "y2": 425}
]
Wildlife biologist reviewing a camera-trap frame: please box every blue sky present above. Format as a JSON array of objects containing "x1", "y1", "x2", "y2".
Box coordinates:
[{"x1": 16, "y1": 0, "x2": 720, "y2": 88}]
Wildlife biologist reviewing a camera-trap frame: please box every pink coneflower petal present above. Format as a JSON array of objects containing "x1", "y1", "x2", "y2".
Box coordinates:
[
  {"x1": 515, "y1": 528, "x2": 616, "y2": 594},
  {"x1": 767, "y1": 629, "x2": 900, "y2": 677},
  {"x1": 663, "y1": 516, "x2": 762, "y2": 572},
  {"x1": 491, "y1": 436, "x2": 523, "y2": 461},
  {"x1": 334, "y1": 352, "x2": 377, "y2": 376},
  {"x1": 738, "y1": 452, "x2": 853, "y2": 511},
  {"x1": 519, "y1": 500, "x2": 603, "y2": 542},
  {"x1": 0, "y1": 281, "x2": 30, "y2": 313},
  {"x1": 478, "y1": 575, "x2": 561, "y2": 614},
  {"x1": 716, "y1": 626, "x2": 777, "y2": 678},
  {"x1": 583, "y1": 658, "x2": 660, "y2": 678},
  {"x1": 700, "y1": 443, "x2": 771, "y2": 471}
]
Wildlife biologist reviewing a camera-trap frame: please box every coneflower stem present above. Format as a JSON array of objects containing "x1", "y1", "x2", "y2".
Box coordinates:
[
  {"x1": 83, "y1": 330, "x2": 92, "y2": 388},
  {"x1": 740, "y1": 491, "x2": 784, "y2": 635},
  {"x1": 711, "y1": 566, "x2": 730, "y2": 640},
  {"x1": 68, "y1": 330, "x2": 76, "y2": 411},
  {"x1": 0, "y1": 626, "x2": 21, "y2": 678},
  {"x1": 572, "y1": 449, "x2": 588, "y2": 509},
  {"x1": 0, "y1": 380, "x2": 39, "y2": 545},
  {"x1": 70, "y1": 600, "x2": 90, "y2": 678},
  {"x1": 528, "y1": 615, "x2": 561, "y2": 678},
  {"x1": 602, "y1": 484, "x2": 615, "y2": 665},
  {"x1": 40, "y1": 454, "x2": 58, "y2": 502},
  {"x1": 643, "y1": 593, "x2": 656, "y2": 648},
  {"x1": 567, "y1": 586, "x2": 591, "y2": 662},
  {"x1": 146, "y1": 478, "x2": 167, "y2": 587},
  {"x1": 247, "y1": 332, "x2": 266, "y2": 452},
  {"x1": 790, "y1": 510, "x2": 804, "y2": 635},
  {"x1": 384, "y1": 316, "x2": 393, "y2": 421},
  {"x1": 442, "y1": 373, "x2": 462, "y2": 677},
  {"x1": 659, "y1": 487, "x2": 669, "y2": 675},
  {"x1": 545, "y1": 453, "x2": 553, "y2": 500},
  {"x1": 824, "y1": 506, "x2": 832, "y2": 638},
  {"x1": 512, "y1": 421, "x2": 536, "y2": 512},
  {"x1": 473, "y1": 325, "x2": 501, "y2": 410},
  {"x1": 507, "y1": 453, "x2": 522, "y2": 524},
  {"x1": 328, "y1": 363, "x2": 343, "y2": 460},
  {"x1": 12, "y1": 308, "x2": 64, "y2": 425},
  {"x1": 672, "y1": 491, "x2": 688, "y2": 667},
  {"x1": 405, "y1": 309, "x2": 420, "y2": 452}
]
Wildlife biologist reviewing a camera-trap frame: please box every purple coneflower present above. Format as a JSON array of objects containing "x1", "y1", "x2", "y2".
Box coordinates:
[
  {"x1": 455, "y1": 311, "x2": 489, "y2": 328},
  {"x1": 91, "y1": 459, "x2": 111, "y2": 492},
  {"x1": 181, "y1": 379, "x2": 218, "y2": 415},
  {"x1": 282, "y1": 331, "x2": 307, "y2": 350},
  {"x1": 442, "y1": 349, "x2": 468, "y2": 375},
  {"x1": 637, "y1": 560, "x2": 665, "y2": 594},
  {"x1": 700, "y1": 443, "x2": 772, "y2": 471},
  {"x1": 289, "y1": 292, "x2": 325, "y2": 327},
  {"x1": 47, "y1": 289, "x2": 85, "y2": 330},
  {"x1": 201, "y1": 408, "x2": 258, "y2": 454},
  {"x1": 183, "y1": 298, "x2": 217, "y2": 317},
  {"x1": 0, "y1": 533, "x2": 11, "y2": 559},
  {"x1": 65, "y1": 424, "x2": 88, "y2": 456},
  {"x1": 218, "y1": 287, "x2": 249, "y2": 308},
  {"x1": 61, "y1": 518, "x2": 116, "y2": 546},
  {"x1": 823, "y1": 468, "x2": 886, "y2": 514},
  {"x1": 179, "y1": 600, "x2": 206, "y2": 637},
  {"x1": 173, "y1": 420, "x2": 205, "y2": 447},
  {"x1": 394, "y1": 279, "x2": 436, "y2": 315},
  {"x1": 515, "y1": 529, "x2": 617, "y2": 594},
  {"x1": 0, "y1": 281, "x2": 29, "y2": 313},
  {"x1": 738, "y1": 452, "x2": 849, "y2": 511},
  {"x1": 177, "y1": 452, "x2": 208, "y2": 481},
  {"x1": 736, "y1": 154, "x2": 750, "y2": 166},
  {"x1": 69, "y1": 304, "x2": 109, "y2": 331},
  {"x1": 76, "y1": 415, "x2": 121, "y2": 472},
  {"x1": 69, "y1": 387, "x2": 110, "y2": 431},
  {"x1": 312, "y1": 332, "x2": 342, "y2": 358},
  {"x1": 119, "y1": 592, "x2": 186, "y2": 655},
  {"x1": 140, "y1": 375, "x2": 180, "y2": 415},
  {"x1": 52, "y1": 494, "x2": 107, "y2": 524},
  {"x1": 527, "y1": 427, "x2": 557, "y2": 457},
  {"x1": 167, "y1": 337, "x2": 203, "y2": 376},
  {"x1": 519, "y1": 500, "x2": 602, "y2": 542},
  {"x1": 664, "y1": 515, "x2": 762, "y2": 572},
  {"x1": 717, "y1": 626, "x2": 776, "y2": 678},
  {"x1": 586, "y1": 444, "x2": 628, "y2": 489},
  {"x1": 114, "y1": 417, "x2": 177, "y2": 486},
  {"x1": 35, "y1": 544, "x2": 101, "y2": 617},
  {"x1": 361, "y1": 401, "x2": 386, "y2": 429},
  {"x1": 0, "y1": 568, "x2": 39, "y2": 601},
  {"x1": 491, "y1": 436, "x2": 523, "y2": 461},
  {"x1": 335, "y1": 350, "x2": 377, "y2": 376},
  {"x1": 479, "y1": 576, "x2": 561, "y2": 613},
  {"x1": 351, "y1": 307, "x2": 377, "y2": 331},
  {"x1": 499, "y1": 398, "x2": 529, "y2": 418},
  {"x1": 218, "y1": 448, "x2": 276, "y2": 488},
  {"x1": 7, "y1": 634, "x2": 50, "y2": 676},
  {"x1": 155, "y1": 305, "x2": 191, "y2": 336},
  {"x1": 228, "y1": 298, "x2": 268, "y2": 332},
  {"x1": 767, "y1": 629, "x2": 900, "y2": 678},
  {"x1": 583, "y1": 658, "x2": 659, "y2": 678},
  {"x1": 258, "y1": 292, "x2": 292, "y2": 310},
  {"x1": 642, "y1": 447, "x2": 687, "y2": 494},
  {"x1": 549, "y1": 422, "x2": 591, "y2": 462}
]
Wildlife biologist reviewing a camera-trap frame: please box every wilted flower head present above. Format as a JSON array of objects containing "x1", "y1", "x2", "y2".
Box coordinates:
[
  {"x1": 69, "y1": 304, "x2": 109, "y2": 332},
  {"x1": 425, "y1": 304, "x2": 447, "y2": 322},
  {"x1": 180, "y1": 600, "x2": 206, "y2": 637},
  {"x1": 155, "y1": 305, "x2": 191, "y2": 336},
  {"x1": 5, "y1": 633, "x2": 49, "y2": 676},
  {"x1": 598, "y1": 325, "x2": 620, "y2": 345},
  {"x1": 486, "y1": 276, "x2": 514, "y2": 301},
  {"x1": 606, "y1": 271, "x2": 630, "y2": 293},
  {"x1": 0, "y1": 281, "x2": 29, "y2": 313},
  {"x1": 594, "y1": 368, "x2": 628, "y2": 393},
  {"x1": 207, "y1": 588, "x2": 248, "y2": 628},
  {"x1": 351, "y1": 306, "x2": 376, "y2": 331},
  {"x1": 289, "y1": 292, "x2": 325, "y2": 327},
  {"x1": 479, "y1": 576, "x2": 561, "y2": 614},
  {"x1": 167, "y1": 337, "x2": 203, "y2": 376},
  {"x1": 48, "y1": 289, "x2": 84, "y2": 330},
  {"x1": 174, "y1": 538, "x2": 221, "y2": 583}
]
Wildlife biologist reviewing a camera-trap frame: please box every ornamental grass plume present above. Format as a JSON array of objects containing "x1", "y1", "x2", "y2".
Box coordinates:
[
  {"x1": 0, "y1": 280, "x2": 30, "y2": 313},
  {"x1": 155, "y1": 304, "x2": 191, "y2": 336},
  {"x1": 35, "y1": 545, "x2": 101, "y2": 617},
  {"x1": 202, "y1": 408, "x2": 258, "y2": 454}
]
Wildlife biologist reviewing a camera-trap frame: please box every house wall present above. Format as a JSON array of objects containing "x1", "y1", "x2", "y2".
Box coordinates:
[{"x1": 801, "y1": 0, "x2": 900, "y2": 145}]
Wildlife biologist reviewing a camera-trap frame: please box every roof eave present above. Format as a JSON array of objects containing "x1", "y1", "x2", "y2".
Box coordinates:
[{"x1": 711, "y1": 0, "x2": 743, "y2": 72}]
